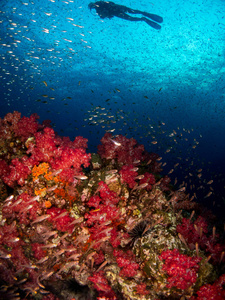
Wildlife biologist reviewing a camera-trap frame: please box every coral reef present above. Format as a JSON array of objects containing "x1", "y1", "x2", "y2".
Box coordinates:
[{"x1": 0, "y1": 111, "x2": 224, "y2": 300}]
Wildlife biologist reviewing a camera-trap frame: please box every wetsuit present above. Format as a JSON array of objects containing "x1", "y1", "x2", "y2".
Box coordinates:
[{"x1": 88, "y1": 1, "x2": 163, "y2": 29}]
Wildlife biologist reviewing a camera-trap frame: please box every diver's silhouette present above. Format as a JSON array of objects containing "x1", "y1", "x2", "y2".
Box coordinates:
[{"x1": 88, "y1": 1, "x2": 163, "y2": 29}]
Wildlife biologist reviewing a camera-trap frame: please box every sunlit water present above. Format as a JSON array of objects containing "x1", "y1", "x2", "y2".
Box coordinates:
[{"x1": 1, "y1": 0, "x2": 225, "y2": 217}]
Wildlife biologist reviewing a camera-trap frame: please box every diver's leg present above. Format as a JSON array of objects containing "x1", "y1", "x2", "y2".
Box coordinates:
[
  {"x1": 125, "y1": 8, "x2": 163, "y2": 23},
  {"x1": 117, "y1": 14, "x2": 161, "y2": 29},
  {"x1": 140, "y1": 12, "x2": 163, "y2": 23},
  {"x1": 117, "y1": 13, "x2": 144, "y2": 22}
]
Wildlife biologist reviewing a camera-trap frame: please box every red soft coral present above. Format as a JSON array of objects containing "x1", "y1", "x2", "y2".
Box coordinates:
[
  {"x1": 27, "y1": 127, "x2": 57, "y2": 163},
  {"x1": 191, "y1": 275, "x2": 225, "y2": 300},
  {"x1": 98, "y1": 181, "x2": 119, "y2": 205},
  {"x1": 2, "y1": 193, "x2": 41, "y2": 225},
  {"x1": 98, "y1": 132, "x2": 148, "y2": 165},
  {"x1": 159, "y1": 249, "x2": 201, "y2": 290},
  {"x1": 87, "y1": 195, "x2": 102, "y2": 208},
  {"x1": 88, "y1": 270, "x2": 116, "y2": 298},
  {"x1": 47, "y1": 207, "x2": 75, "y2": 233},
  {"x1": 139, "y1": 172, "x2": 155, "y2": 191},
  {"x1": 2, "y1": 157, "x2": 32, "y2": 187},
  {"x1": 85, "y1": 204, "x2": 120, "y2": 227},
  {"x1": 119, "y1": 164, "x2": 138, "y2": 188},
  {"x1": 32, "y1": 243, "x2": 46, "y2": 260},
  {"x1": 0, "y1": 111, "x2": 21, "y2": 139},
  {"x1": 0, "y1": 222, "x2": 25, "y2": 249},
  {"x1": 14, "y1": 114, "x2": 39, "y2": 140},
  {"x1": 114, "y1": 249, "x2": 139, "y2": 278},
  {"x1": 176, "y1": 217, "x2": 225, "y2": 265}
]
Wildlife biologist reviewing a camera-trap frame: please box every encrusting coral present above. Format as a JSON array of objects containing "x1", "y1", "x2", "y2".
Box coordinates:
[{"x1": 0, "y1": 111, "x2": 224, "y2": 300}]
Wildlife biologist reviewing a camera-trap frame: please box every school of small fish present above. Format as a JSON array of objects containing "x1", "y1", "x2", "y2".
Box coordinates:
[{"x1": 0, "y1": 0, "x2": 224, "y2": 212}]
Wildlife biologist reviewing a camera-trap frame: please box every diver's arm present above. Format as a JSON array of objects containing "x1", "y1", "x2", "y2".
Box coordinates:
[{"x1": 92, "y1": 1, "x2": 115, "y2": 19}]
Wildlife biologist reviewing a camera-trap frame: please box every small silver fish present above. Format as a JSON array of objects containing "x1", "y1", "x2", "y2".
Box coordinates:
[
  {"x1": 74, "y1": 175, "x2": 88, "y2": 180},
  {"x1": 31, "y1": 215, "x2": 50, "y2": 225}
]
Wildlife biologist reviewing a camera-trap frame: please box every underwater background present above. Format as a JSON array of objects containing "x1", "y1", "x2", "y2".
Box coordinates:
[{"x1": 1, "y1": 0, "x2": 225, "y2": 219}]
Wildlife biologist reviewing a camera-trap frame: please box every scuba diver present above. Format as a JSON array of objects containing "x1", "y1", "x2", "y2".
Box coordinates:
[{"x1": 88, "y1": 1, "x2": 163, "y2": 29}]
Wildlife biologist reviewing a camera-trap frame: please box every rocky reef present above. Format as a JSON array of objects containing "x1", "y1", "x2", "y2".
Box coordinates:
[{"x1": 0, "y1": 111, "x2": 224, "y2": 300}]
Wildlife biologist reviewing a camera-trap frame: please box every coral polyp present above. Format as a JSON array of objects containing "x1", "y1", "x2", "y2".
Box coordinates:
[{"x1": 0, "y1": 112, "x2": 224, "y2": 300}]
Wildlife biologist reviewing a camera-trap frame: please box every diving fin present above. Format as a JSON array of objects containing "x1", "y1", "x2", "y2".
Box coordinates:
[
  {"x1": 141, "y1": 12, "x2": 163, "y2": 23},
  {"x1": 143, "y1": 18, "x2": 161, "y2": 29}
]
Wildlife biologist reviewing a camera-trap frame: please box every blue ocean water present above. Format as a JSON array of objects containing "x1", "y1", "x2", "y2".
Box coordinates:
[{"x1": 1, "y1": 0, "x2": 225, "y2": 218}]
